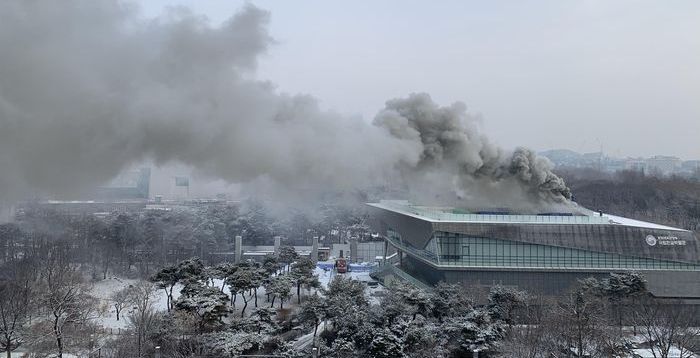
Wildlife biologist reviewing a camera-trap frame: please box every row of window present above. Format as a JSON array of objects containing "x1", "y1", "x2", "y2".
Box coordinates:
[
  {"x1": 431, "y1": 234, "x2": 699, "y2": 270},
  {"x1": 388, "y1": 229, "x2": 699, "y2": 271}
]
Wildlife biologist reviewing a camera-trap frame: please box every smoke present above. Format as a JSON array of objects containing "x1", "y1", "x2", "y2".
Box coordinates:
[
  {"x1": 373, "y1": 93, "x2": 571, "y2": 209},
  {"x1": 0, "y1": 1, "x2": 571, "y2": 210}
]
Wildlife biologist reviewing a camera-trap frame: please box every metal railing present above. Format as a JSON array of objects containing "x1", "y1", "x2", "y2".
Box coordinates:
[
  {"x1": 386, "y1": 264, "x2": 433, "y2": 291},
  {"x1": 375, "y1": 200, "x2": 612, "y2": 225}
]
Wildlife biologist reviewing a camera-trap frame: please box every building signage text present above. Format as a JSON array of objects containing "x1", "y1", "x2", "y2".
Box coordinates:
[{"x1": 645, "y1": 235, "x2": 686, "y2": 246}]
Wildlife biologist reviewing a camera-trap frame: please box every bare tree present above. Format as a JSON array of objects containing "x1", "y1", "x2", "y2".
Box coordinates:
[
  {"x1": 110, "y1": 286, "x2": 133, "y2": 321},
  {"x1": 551, "y1": 288, "x2": 609, "y2": 357},
  {"x1": 496, "y1": 296, "x2": 553, "y2": 358},
  {"x1": 38, "y1": 247, "x2": 96, "y2": 358},
  {"x1": 633, "y1": 298, "x2": 700, "y2": 358},
  {"x1": 0, "y1": 259, "x2": 34, "y2": 358},
  {"x1": 127, "y1": 281, "x2": 157, "y2": 358}
]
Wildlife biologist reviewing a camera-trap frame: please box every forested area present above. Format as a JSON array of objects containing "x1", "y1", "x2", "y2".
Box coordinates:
[
  {"x1": 2, "y1": 243, "x2": 697, "y2": 358},
  {"x1": 0, "y1": 202, "x2": 372, "y2": 279},
  {"x1": 562, "y1": 169, "x2": 700, "y2": 233}
]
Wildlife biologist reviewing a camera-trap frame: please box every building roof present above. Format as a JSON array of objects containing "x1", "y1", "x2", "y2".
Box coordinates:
[{"x1": 367, "y1": 200, "x2": 688, "y2": 232}]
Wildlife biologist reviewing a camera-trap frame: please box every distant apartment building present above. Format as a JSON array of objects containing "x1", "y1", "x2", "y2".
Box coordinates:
[
  {"x1": 682, "y1": 160, "x2": 700, "y2": 173},
  {"x1": 646, "y1": 156, "x2": 682, "y2": 175},
  {"x1": 542, "y1": 149, "x2": 698, "y2": 177},
  {"x1": 0, "y1": 203, "x2": 15, "y2": 223},
  {"x1": 624, "y1": 158, "x2": 647, "y2": 173}
]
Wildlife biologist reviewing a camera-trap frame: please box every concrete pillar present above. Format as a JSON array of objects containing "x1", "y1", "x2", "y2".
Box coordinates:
[
  {"x1": 234, "y1": 235, "x2": 242, "y2": 264},
  {"x1": 311, "y1": 236, "x2": 319, "y2": 264},
  {"x1": 274, "y1": 236, "x2": 281, "y2": 256},
  {"x1": 383, "y1": 239, "x2": 389, "y2": 267},
  {"x1": 349, "y1": 238, "x2": 358, "y2": 263}
]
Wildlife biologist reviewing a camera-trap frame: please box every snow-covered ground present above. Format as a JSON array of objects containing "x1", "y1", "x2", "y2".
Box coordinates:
[
  {"x1": 14, "y1": 274, "x2": 695, "y2": 358},
  {"x1": 90, "y1": 276, "x2": 173, "y2": 331},
  {"x1": 314, "y1": 265, "x2": 385, "y2": 304},
  {"x1": 88, "y1": 263, "x2": 382, "y2": 332},
  {"x1": 314, "y1": 266, "x2": 375, "y2": 287},
  {"x1": 632, "y1": 347, "x2": 698, "y2": 358},
  {"x1": 7, "y1": 263, "x2": 385, "y2": 356}
]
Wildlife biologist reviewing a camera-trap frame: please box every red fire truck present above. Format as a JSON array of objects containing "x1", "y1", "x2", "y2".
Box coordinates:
[{"x1": 335, "y1": 257, "x2": 348, "y2": 273}]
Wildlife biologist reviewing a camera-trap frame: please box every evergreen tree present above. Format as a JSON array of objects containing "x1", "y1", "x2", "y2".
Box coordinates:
[
  {"x1": 175, "y1": 282, "x2": 231, "y2": 332},
  {"x1": 227, "y1": 267, "x2": 257, "y2": 317},
  {"x1": 299, "y1": 293, "x2": 326, "y2": 337},
  {"x1": 150, "y1": 265, "x2": 179, "y2": 312},
  {"x1": 368, "y1": 327, "x2": 406, "y2": 358},
  {"x1": 277, "y1": 246, "x2": 298, "y2": 272},
  {"x1": 291, "y1": 256, "x2": 317, "y2": 303}
]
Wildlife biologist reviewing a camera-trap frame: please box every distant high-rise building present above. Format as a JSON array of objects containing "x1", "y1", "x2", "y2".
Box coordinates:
[
  {"x1": 172, "y1": 176, "x2": 190, "y2": 199},
  {"x1": 96, "y1": 167, "x2": 151, "y2": 199},
  {"x1": 0, "y1": 203, "x2": 15, "y2": 223}
]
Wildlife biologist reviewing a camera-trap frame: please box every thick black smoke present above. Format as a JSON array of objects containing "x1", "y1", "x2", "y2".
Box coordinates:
[
  {"x1": 374, "y1": 94, "x2": 571, "y2": 208},
  {"x1": 0, "y1": 1, "x2": 571, "y2": 209}
]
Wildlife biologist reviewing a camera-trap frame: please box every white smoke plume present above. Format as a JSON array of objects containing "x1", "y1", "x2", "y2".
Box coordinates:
[{"x1": 0, "y1": 1, "x2": 571, "y2": 210}]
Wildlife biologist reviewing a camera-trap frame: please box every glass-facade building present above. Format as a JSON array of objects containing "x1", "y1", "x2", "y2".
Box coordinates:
[{"x1": 370, "y1": 200, "x2": 700, "y2": 299}]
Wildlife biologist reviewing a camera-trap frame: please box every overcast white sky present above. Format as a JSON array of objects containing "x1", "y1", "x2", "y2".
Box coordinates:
[{"x1": 142, "y1": 1, "x2": 700, "y2": 159}]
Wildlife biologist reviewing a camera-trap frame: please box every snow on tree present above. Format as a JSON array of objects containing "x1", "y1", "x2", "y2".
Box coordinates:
[
  {"x1": 550, "y1": 288, "x2": 609, "y2": 357},
  {"x1": 291, "y1": 256, "x2": 317, "y2": 303},
  {"x1": 268, "y1": 274, "x2": 293, "y2": 309},
  {"x1": 226, "y1": 266, "x2": 257, "y2": 317},
  {"x1": 150, "y1": 265, "x2": 179, "y2": 312},
  {"x1": 403, "y1": 320, "x2": 449, "y2": 358},
  {"x1": 198, "y1": 330, "x2": 266, "y2": 356},
  {"x1": 249, "y1": 307, "x2": 280, "y2": 334},
  {"x1": 0, "y1": 260, "x2": 33, "y2": 358},
  {"x1": 126, "y1": 281, "x2": 158, "y2": 358},
  {"x1": 176, "y1": 257, "x2": 206, "y2": 283},
  {"x1": 327, "y1": 337, "x2": 356, "y2": 358},
  {"x1": 277, "y1": 246, "x2": 299, "y2": 272},
  {"x1": 110, "y1": 285, "x2": 133, "y2": 321},
  {"x1": 367, "y1": 327, "x2": 406, "y2": 358},
  {"x1": 39, "y1": 252, "x2": 97, "y2": 358},
  {"x1": 605, "y1": 272, "x2": 647, "y2": 297},
  {"x1": 632, "y1": 296, "x2": 700, "y2": 358},
  {"x1": 324, "y1": 275, "x2": 368, "y2": 314},
  {"x1": 299, "y1": 293, "x2": 326, "y2": 337},
  {"x1": 379, "y1": 285, "x2": 410, "y2": 325},
  {"x1": 581, "y1": 272, "x2": 648, "y2": 327},
  {"x1": 581, "y1": 272, "x2": 647, "y2": 299},
  {"x1": 393, "y1": 281, "x2": 431, "y2": 320},
  {"x1": 251, "y1": 266, "x2": 266, "y2": 308},
  {"x1": 333, "y1": 305, "x2": 377, "y2": 353},
  {"x1": 487, "y1": 285, "x2": 527, "y2": 325},
  {"x1": 262, "y1": 255, "x2": 281, "y2": 276},
  {"x1": 444, "y1": 308, "x2": 506, "y2": 356},
  {"x1": 175, "y1": 281, "x2": 231, "y2": 332},
  {"x1": 429, "y1": 282, "x2": 473, "y2": 322},
  {"x1": 151, "y1": 257, "x2": 207, "y2": 312},
  {"x1": 211, "y1": 262, "x2": 237, "y2": 291}
]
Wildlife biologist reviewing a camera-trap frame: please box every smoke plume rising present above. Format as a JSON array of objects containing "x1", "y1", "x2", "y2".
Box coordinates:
[{"x1": 0, "y1": 1, "x2": 571, "y2": 210}]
